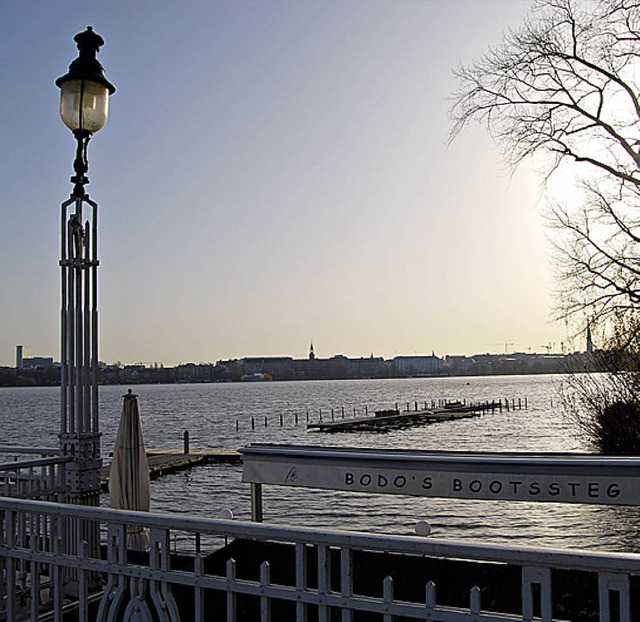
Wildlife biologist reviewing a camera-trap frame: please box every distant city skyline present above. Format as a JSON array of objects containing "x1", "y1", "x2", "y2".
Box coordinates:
[
  {"x1": 8, "y1": 337, "x2": 579, "y2": 370},
  {"x1": 1, "y1": 2, "x2": 569, "y2": 369}
]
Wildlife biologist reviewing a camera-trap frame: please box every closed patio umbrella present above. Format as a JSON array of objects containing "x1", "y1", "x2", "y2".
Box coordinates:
[{"x1": 109, "y1": 389, "x2": 151, "y2": 550}]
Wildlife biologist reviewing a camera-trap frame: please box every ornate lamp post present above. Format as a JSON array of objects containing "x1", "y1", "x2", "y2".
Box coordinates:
[{"x1": 55, "y1": 27, "x2": 115, "y2": 567}]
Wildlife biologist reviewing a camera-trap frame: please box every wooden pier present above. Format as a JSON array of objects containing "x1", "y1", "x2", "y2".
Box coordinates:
[
  {"x1": 100, "y1": 448, "x2": 241, "y2": 491},
  {"x1": 307, "y1": 401, "x2": 501, "y2": 432},
  {"x1": 234, "y1": 397, "x2": 527, "y2": 431}
]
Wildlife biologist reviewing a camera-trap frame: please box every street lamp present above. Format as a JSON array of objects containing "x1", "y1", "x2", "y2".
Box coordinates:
[
  {"x1": 55, "y1": 27, "x2": 115, "y2": 582},
  {"x1": 56, "y1": 26, "x2": 115, "y2": 199}
]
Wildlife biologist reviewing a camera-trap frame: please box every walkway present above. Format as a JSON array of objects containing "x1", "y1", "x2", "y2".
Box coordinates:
[{"x1": 100, "y1": 448, "x2": 241, "y2": 491}]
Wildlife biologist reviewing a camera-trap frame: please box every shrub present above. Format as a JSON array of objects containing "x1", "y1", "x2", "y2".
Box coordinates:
[{"x1": 593, "y1": 401, "x2": 640, "y2": 454}]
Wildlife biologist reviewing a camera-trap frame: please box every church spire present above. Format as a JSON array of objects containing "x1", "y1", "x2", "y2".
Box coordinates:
[
  {"x1": 309, "y1": 341, "x2": 315, "y2": 360},
  {"x1": 586, "y1": 322, "x2": 594, "y2": 355}
]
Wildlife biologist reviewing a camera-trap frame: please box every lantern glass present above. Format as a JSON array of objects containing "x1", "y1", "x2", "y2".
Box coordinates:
[{"x1": 59, "y1": 79, "x2": 109, "y2": 133}]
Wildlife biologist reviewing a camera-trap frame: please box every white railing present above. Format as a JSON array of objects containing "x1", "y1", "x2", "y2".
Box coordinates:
[
  {"x1": 0, "y1": 447, "x2": 68, "y2": 501},
  {"x1": 0, "y1": 496, "x2": 638, "y2": 621}
]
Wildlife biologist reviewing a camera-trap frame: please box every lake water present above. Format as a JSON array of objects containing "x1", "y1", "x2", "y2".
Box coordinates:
[{"x1": 2, "y1": 374, "x2": 640, "y2": 553}]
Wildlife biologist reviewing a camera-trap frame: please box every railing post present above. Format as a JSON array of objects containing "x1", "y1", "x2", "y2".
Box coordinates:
[
  {"x1": 148, "y1": 527, "x2": 180, "y2": 620},
  {"x1": 425, "y1": 580, "x2": 436, "y2": 611},
  {"x1": 522, "y1": 566, "x2": 552, "y2": 621},
  {"x1": 194, "y1": 554, "x2": 205, "y2": 622},
  {"x1": 251, "y1": 482, "x2": 263, "y2": 522},
  {"x1": 226, "y1": 559, "x2": 237, "y2": 622},
  {"x1": 295, "y1": 543, "x2": 308, "y2": 622},
  {"x1": 260, "y1": 562, "x2": 271, "y2": 621},
  {"x1": 341, "y1": 548, "x2": 353, "y2": 622},
  {"x1": 318, "y1": 544, "x2": 331, "y2": 622},
  {"x1": 383, "y1": 576, "x2": 394, "y2": 622},
  {"x1": 5, "y1": 510, "x2": 15, "y2": 621},
  {"x1": 599, "y1": 572, "x2": 630, "y2": 622}
]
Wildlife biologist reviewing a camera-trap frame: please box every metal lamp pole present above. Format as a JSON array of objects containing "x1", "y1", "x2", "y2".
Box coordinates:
[{"x1": 55, "y1": 27, "x2": 115, "y2": 572}]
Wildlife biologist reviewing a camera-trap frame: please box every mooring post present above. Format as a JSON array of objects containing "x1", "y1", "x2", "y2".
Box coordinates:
[{"x1": 183, "y1": 430, "x2": 189, "y2": 454}]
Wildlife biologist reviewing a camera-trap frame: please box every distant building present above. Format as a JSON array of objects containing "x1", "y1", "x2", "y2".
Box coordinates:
[
  {"x1": 393, "y1": 355, "x2": 443, "y2": 376},
  {"x1": 15, "y1": 345, "x2": 54, "y2": 370},
  {"x1": 21, "y1": 357, "x2": 54, "y2": 370},
  {"x1": 241, "y1": 357, "x2": 294, "y2": 376},
  {"x1": 175, "y1": 363, "x2": 215, "y2": 383},
  {"x1": 331, "y1": 354, "x2": 388, "y2": 378},
  {"x1": 443, "y1": 355, "x2": 474, "y2": 375}
]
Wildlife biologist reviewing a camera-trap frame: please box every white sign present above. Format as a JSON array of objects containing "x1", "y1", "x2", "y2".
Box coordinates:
[{"x1": 242, "y1": 449, "x2": 640, "y2": 506}]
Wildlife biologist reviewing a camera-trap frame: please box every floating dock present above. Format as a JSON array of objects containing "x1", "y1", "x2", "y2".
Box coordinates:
[
  {"x1": 307, "y1": 401, "x2": 501, "y2": 432},
  {"x1": 100, "y1": 448, "x2": 241, "y2": 491}
]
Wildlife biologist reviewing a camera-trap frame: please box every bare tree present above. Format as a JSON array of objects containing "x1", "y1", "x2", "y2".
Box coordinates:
[{"x1": 451, "y1": 0, "x2": 640, "y2": 327}]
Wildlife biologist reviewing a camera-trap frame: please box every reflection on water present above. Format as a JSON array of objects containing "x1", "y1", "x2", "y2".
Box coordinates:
[{"x1": 2, "y1": 375, "x2": 640, "y2": 552}]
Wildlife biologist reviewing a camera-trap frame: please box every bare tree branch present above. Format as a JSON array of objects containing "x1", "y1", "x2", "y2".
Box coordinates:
[{"x1": 451, "y1": 0, "x2": 640, "y2": 327}]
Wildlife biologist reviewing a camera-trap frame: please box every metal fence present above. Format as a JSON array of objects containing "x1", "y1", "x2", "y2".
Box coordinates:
[
  {"x1": 0, "y1": 447, "x2": 68, "y2": 501},
  {"x1": 0, "y1": 496, "x2": 639, "y2": 621}
]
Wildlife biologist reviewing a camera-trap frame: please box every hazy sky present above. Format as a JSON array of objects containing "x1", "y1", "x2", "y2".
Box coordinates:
[{"x1": 0, "y1": 0, "x2": 573, "y2": 367}]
